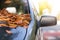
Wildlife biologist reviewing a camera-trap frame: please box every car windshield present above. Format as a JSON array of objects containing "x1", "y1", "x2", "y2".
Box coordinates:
[{"x1": 0, "y1": 0, "x2": 31, "y2": 28}]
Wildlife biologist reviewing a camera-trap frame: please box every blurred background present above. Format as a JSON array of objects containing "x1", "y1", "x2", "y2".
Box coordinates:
[{"x1": 30, "y1": 0, "x2": 60, "y2": 21}]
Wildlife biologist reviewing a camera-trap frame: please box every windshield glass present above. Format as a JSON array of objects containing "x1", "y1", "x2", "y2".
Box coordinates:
[{"x1": 0, "y1": 0, "x2": 31, "y2": 28}]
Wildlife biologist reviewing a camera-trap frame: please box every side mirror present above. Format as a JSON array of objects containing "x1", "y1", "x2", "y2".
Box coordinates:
[{"x1": 40, "y1": 16, "x2": 57, "y2": 27}]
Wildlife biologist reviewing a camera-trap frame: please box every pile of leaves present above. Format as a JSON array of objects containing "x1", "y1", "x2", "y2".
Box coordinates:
[{"x1": 0, "y1": 8, "x2": 31, "y2": 28}]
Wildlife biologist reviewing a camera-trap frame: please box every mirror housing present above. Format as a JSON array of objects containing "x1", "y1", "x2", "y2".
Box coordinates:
[{"x1": 40, "y1": 16, "x2": 57, "y2": 27}]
